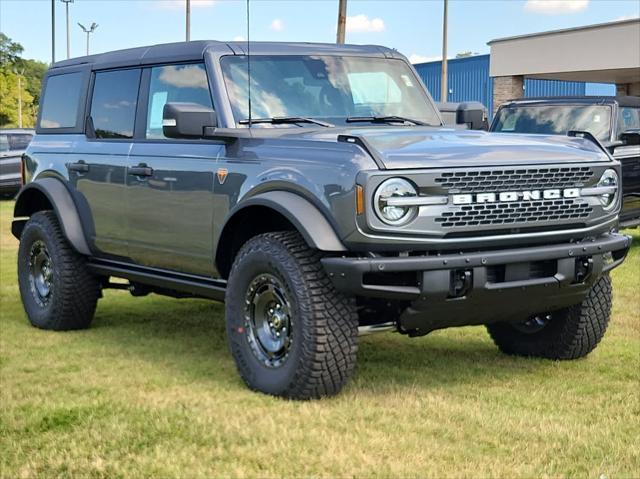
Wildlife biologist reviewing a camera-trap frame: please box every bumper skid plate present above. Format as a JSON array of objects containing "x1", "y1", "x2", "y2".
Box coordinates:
[{"x1": 322, "y1": 233, "x2": 631, "y2": 336}]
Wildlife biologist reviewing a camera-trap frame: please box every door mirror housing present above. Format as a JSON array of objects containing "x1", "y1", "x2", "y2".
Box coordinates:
[
  {"x1": 162, "y1": 102, "x2": 217, "y2": 139},
  {"x1": 456, "y1": 102, "x2": 488, "y2": 131},
  {"x1": 620, "y1": 129, "x2": 640, "y2": 146}
]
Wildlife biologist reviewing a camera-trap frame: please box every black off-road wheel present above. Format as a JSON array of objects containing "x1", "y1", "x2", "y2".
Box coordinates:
[
  {"x1": 17, "y1": 211, "x2": 100, "y2": 330},
  {"x1": 225, "y1": 231, "x2": 358, "y2": 399},
  {"x1": 486, "y1": 275, "x2": 612, "y2": 360}
]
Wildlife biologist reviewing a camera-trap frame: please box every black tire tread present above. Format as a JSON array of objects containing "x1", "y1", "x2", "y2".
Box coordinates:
[
  {"x1": 487, "y1": 275, "x2": 612, "y2": 360},
  {"x1": 228, "y1": 231, "x2": 358, "y2": 399},
  {"x1": 18, "y1": 211, "x2": 99, "y2": 330}
]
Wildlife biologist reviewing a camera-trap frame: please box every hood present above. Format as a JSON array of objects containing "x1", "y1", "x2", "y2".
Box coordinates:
[
  {"x1": 337, "y1": 128, "x2": 611, "y2": 169},
  {"x1": 255, "y1": 127, "x2": 611, "y2": 170}
]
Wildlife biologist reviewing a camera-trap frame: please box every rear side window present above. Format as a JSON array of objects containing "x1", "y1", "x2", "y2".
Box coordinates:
[
  {"x1": 39, "y1": 72, "x2": 83, "y2": 129},
  {"x1": 146, "y1": 63, "x2": 212, "y2": 139},
  {"x1": 8, "y1": 134, "x2": 32, "y2": 150},
  {"x1": 90, "y1": 69, "x2": 141, "y2": 139}
]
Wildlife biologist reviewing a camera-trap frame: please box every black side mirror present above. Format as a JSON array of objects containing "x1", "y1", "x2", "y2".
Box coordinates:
[
  {"x1": 162, "y1": 102, "x2": 217, "y2": 139},
  {"x1": 620, "y1": 129, "x2": 640, "y2": 146},
  {"x1": 456, "y1": 102, "x2": 488, "y2": 131}
]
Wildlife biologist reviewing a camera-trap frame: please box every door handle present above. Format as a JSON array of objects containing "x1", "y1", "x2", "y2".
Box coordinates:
[
  {"x1": 128, "y1": 164, "x2": 153, "y2": 177},
  {"x1": 67, "y1": 161, "x2": 89, "y2": 173}
]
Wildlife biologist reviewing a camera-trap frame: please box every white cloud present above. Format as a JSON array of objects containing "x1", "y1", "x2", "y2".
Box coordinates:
[
  {"x1": 346, "y1": 14, "x2": 385, "y2": 33},
  {"x1": 614, "y1": 13, "x2": 639, "y2": 21},
  {"x1": 270, "y1": 19, "x2": 284, "y2": 32},
  {"x1": 233, "y1": 35, "x2": 246, "y2": 42},
  {"x1": 408, "y1": 54, "x2": 441, "y2": 64},
  {"x1": 524, "y1": 0, "x2": 588, "y2": 15},
  {"x1": 155, "y1": 0, "x2": 215, "y2": 10}
]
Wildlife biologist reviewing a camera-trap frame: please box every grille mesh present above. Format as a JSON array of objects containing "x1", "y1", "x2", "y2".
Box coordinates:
[
  {"x1": 436, "y1": 199, "x2": 593, "y2": 228},
  {"x1": 435, "y1": 167, "x2": 593, "y2": 193}
]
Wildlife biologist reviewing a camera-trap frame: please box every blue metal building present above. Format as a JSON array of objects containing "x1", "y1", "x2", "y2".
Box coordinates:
[{"x1": 413, "y1": 54, "x2": 615, "y2": 116}]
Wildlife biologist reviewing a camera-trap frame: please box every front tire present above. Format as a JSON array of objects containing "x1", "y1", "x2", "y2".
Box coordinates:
[
  {"x1": 18, "y1": 211, "x2": 100, "y2": 330},
  {"x1": 225, "y1": 232, "x2": 358, "y2": 399},
  {"x1": 487, "y1": 275, "x2": 612, "y2": 360}
]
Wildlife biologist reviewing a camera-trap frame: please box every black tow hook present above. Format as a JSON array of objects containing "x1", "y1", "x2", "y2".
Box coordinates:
[
  {"x1": 449, "y1": 269, "x2": 472, "y2": 298},
  {"x1": 574, "y1": 257, "x2": 593, "y2": 283}
]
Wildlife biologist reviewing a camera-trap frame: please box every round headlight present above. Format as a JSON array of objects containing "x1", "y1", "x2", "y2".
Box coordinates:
[
  {"x1": 373, "y1": 178, "x2": 418, "y2": 225},
  {"x1": 597, "y1": 169, "x2": 619, "y2": 210}
]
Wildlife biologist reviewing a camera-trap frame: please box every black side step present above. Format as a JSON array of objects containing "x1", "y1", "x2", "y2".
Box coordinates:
[{"x1": 87, "y1": 258, "x2": 226, "y2": 301}]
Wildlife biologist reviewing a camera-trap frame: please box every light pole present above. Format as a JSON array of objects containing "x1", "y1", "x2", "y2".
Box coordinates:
[
  {"x1": 440, "y1": 0, "x2": 448, "y2": 103},
  {"x1": 186, "y1": 0, "x2": 191, "y2": 41},
  {"x1": 61, "y1": 0, "x2": 74, "y2": 59},
  {"x1": 78, "y1": 22, "x2": 98, "y2": 56},
  {"x1": 13, "y1": 67, "x2": 25, "y2": 128},
  {"x1": 336, "y1": 0, "x2": 347, "y2": 44},
  {"x1": 51, "y1": 0, "x2": 56, "y2": 63}
]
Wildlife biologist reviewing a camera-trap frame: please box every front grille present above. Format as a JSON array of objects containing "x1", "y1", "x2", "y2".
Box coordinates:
[
  {"x1": 435, "y1": 167, "x2": 593, "y2": 193},
  {"x1": 436, "y1": 198, "x2": 592, "y2": 228}
]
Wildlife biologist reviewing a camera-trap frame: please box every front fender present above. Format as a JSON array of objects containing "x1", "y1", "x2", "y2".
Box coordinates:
[
  {"x1": 13, "y1": 178, "x2": 91, "y2": 256},
  {"x1": 226, "y1": 190, "x2": 347, "y2": 252}
]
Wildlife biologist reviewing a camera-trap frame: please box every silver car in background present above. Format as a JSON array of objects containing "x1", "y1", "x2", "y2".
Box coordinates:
[{"x1": 0, "y1": 129, "x2": 33, "y2": 196}]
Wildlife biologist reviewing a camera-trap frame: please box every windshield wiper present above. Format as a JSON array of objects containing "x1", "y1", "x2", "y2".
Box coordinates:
[
  {"x1": 346, "y1": 115, "x2": 426, "y2": 126},
  {"x1": 239, "y1": 117, "x2": 334, "y2": 127}
]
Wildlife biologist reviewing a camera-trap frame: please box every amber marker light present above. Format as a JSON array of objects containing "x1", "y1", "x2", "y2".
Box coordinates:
[{"x1": 356, "y1": 185, "x2": 365, "y2": 215}]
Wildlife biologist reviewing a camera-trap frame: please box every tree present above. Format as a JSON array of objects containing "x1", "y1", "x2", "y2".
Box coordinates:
[{"x1": 0, "y1": 33, "x2": 47, "y2": 128}]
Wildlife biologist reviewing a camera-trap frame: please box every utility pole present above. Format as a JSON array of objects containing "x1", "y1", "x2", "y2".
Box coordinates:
[
  {"x1": 78, "y1": 22, "x2": 98, "y2": 56},
  {"x1": 336, "y1": 0, "x2": 347, "y2": 44},
  {"x1": 51, "y1": 0, "x2": 56, "y2": 63},
  {"x1": 61, "y1": 0, "x2": 74, "y2": 59},
  {"x1": 186, "y1": 0, "x2": 191, "y2": 41},
  {"x1": 440, "y1": 0, "x2": 448, "y2": 102}
]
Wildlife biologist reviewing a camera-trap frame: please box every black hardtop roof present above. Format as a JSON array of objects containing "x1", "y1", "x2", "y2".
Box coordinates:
[
  {"x1": 501, "y1": 96, "x2": 640, "y2": 108},
  {"x1": 50, "y1": 40, "x2": 399, "y2": 70}
]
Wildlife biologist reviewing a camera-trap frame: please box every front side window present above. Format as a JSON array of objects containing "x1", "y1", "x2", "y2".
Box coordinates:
[
  {"x1": 146, "y1": 63, "x2": 213, "y2": 139},
  {"x1": 220, "y1": 55, "x2": 441, "y2": 126},
  {"x1": 617, "y1": 106, "x2": 640, "y2": 138},
  {"x1": 492, "y1": 104, "x2": 612, "y2": 141},
  {"x1": 39, "y1": 72, "x2": 83, "y2": 129},
  {"x1": 90, "y1": 69, "x2": 141, "y2": 139}
]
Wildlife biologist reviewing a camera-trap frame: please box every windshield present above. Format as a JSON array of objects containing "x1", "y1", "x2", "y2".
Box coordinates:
[
  {"x1": 492, "y1": 104, "x2": 612, "y2": 141},
  {"x1": 220, "y1": 55, "x2": 441, "y2": 127}
]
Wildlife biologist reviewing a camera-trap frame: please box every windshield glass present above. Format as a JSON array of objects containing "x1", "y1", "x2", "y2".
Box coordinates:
[
  {"x1": 220, "y1": 55, "x2": 441, "y2": 127},
  {"x1": 492, "y1": 104, "x2": 612, "y2": 141}
]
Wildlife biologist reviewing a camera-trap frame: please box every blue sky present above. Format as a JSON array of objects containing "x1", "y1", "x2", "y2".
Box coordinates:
[{"x1": 1, "y1": 0, "x2": 639, "y2": 64}]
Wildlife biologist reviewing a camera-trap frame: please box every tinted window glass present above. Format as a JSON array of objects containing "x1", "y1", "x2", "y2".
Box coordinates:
[
  {"x1": 492, "y1": 105, "x2": 612, "y2": 141},
  {"x1": 91, "y1": 69, "x2": 141, "y2": 139},
  {"x1": 220, "y1": 55, "x2": 441, "y2": 126},
  {"x1": 618, "y1": 107, "x2": 640, "y2": 138},
  {"x1": 146, "y1": 63, "x2": 212, "y2": 139},
  {"x1": 39, "y1": 72, "x2": 83, "y2": 129},
  {"x1": 8, "y1": 134, "x2": 32, "y2": 150},
  {"x1": 0, "y1": 135, "x2": 9, "y2": 152}
]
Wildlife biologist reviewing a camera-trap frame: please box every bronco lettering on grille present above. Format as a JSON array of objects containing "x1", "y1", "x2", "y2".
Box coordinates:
[{"x1": 451, "y1": 188, "x2": 580, "y2": 205}]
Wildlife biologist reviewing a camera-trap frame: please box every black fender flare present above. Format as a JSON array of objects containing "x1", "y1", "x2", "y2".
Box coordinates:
[
  {"x1": 224, "y1": 191, "x2": 347, "y2": 252},
  {"x1": 12, "y1": 178, "x2": 92, "y2": 256}
]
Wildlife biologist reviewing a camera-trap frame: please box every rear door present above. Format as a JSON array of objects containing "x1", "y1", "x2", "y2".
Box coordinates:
[
  {"x1": 70, "y1": 68, "x2": 141, "y2": 258},
  {"x1": 127, "y1": 62, "x2": 222, "y2": 276}
]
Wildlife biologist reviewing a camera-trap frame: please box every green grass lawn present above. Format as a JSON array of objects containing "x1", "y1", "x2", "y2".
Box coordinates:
[{"x1": 1, "y1": 198, "x2": 638, "y2": 478}]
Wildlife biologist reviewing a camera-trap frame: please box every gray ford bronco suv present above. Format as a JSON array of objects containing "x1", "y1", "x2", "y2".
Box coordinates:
[{"x1": 13, "y1": 41, "x2": 631, "y2": 399}]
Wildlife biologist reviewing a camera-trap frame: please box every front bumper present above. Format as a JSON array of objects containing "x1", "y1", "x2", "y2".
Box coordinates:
[{"x1": 322, "y1": 233, "x2": 631, "y2": 335}]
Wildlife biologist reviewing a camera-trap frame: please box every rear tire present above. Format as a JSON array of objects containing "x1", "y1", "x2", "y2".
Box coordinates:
[
  {"x1": 17, "y1": 211, "x2": 100, "y2": 330},
  {"x1": 487, "y1": 275, "x2": 612, "y2": 359},
  {"x1": 225, "y1": 231, "x2": 358, "y2": 399}
]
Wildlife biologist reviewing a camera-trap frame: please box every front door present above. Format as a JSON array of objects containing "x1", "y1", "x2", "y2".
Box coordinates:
[{"x1": 127, "y1": 63, "x2": 222, "y2": 276}]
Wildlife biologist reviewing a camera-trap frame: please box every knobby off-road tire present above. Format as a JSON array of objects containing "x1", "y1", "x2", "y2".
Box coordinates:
[
  {"x1": 487, "y1": 275, "x2": 612, "y2": 360},
  {"x1": 225, "y1": 231, "x2": 358, "y2": 399},
  {"x1": 17, "y1": 211, "x2": 100, "y2": 330}
]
